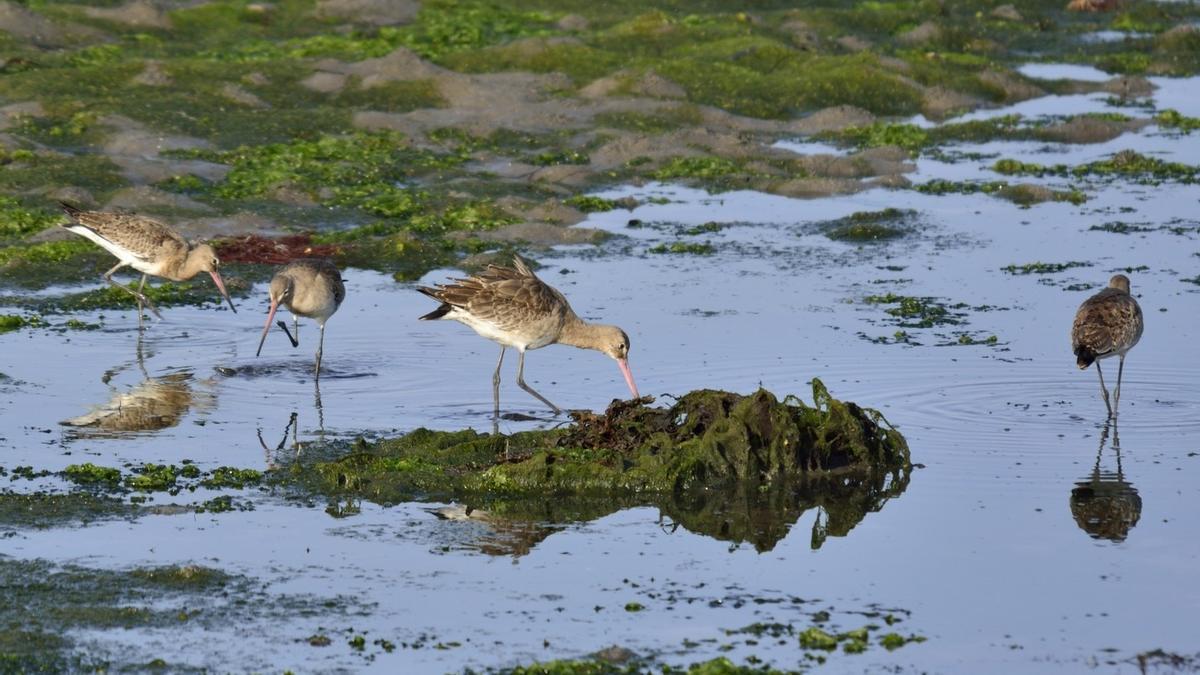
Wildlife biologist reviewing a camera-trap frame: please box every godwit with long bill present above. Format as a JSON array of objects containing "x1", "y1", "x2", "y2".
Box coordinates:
[
  {"x1": 256, "y1": 258, "x2": 345, "y2": 379},
  {"x1": 59, "y1": 202, "x2": 237, "y2": 322},
  {"x1": 417, "y1": 255, "x2": 639, "y2": 415}
]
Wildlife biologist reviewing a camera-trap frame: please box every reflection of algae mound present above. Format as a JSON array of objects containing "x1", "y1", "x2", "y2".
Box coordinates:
[{"x1": 305, "y1": 380, "x2": 910, "y2": 552}]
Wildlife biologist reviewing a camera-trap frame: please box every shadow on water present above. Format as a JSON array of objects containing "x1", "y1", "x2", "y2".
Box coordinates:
[{"x1": 1069, "y1": 421, "x2": 1141, "y2": 542}]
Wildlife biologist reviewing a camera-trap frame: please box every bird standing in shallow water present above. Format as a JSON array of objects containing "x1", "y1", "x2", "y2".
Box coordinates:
[
  {"x1": 1072, "y1": 274, "x2": 1143, "y2": 417},
  {"x1": 256, "y1": 259, "x2": 345, "y2": 379},
  {"x1": 417, "y1": 256, "x2": 639, "y2": 415},
  {"x1": 59, "y1": 203, "x2": 237, "y2": 323}
]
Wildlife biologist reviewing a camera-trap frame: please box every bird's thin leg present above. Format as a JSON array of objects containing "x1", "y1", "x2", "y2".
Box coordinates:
[
  {"x1": 1114, "y1": 354, "x2": 1126, "y2": 414},
  {"x1": 1095, "y1": 361, "x2": 1113, "y2": 418},
  {"x1": 515, "y1": 350, "x2": 561, "y2": 415},
  {"x1": 136, "y1": 275, "x2": 147, "y2": 330},
  {"x1": 276, "y1": 320, "x2": 299, "y2": 348},
  {"x1": 493, "y1": 346, "x2": 506, "y2": 417},
  {"x1": 294, "y1": 315, "x2": 300, "y2": 345},
  {"x1": 103, "y1": 262, "x2": 162, "y2": 320},
  {"x1": 314, "y1": 323, "x2": 326, "y2": 380}
]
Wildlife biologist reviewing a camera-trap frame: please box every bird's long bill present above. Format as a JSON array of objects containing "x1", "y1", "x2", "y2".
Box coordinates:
[
  {"x1": 209, "y1": 271, "x2": 237, "y2": 314},
  {"x1": 256, "y1": 298, "x2": 279, "y2": 357},
  {"x1": 617, "y1": 358, "x2": 639, "y2": 399}
]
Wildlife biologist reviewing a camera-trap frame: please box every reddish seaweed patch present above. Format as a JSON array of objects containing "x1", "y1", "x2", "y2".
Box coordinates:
[{"x1": 214, "y1": 234, "x2": 340, "y2": 265}]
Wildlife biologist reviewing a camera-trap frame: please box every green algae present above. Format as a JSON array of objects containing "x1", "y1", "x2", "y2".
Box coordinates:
[
  {"x1": 825, "y1": 115, "x2": 1028, "y2": 154},
  {"x1": 992, "y1": 150, "x2": 1200, "y2": 184},
  {"x1": 1001, "y1": 261, "x2": 1092, "y2": 275},
  {"x1": 0, "y1": 197, "x2": 61, "y2": 239},
  {"x1": 0, "y1": 556, "x2": 355, "y2": 671},
  {"x1": 292, "y1": 383, "x2": 909, "y2": 551},
  {"x1": 1154, "y1": 109, "x2": 1200, "y2": 133},
  {"x1": 62, "y1": 463, "x2": 122, "y2": 488},
  {"x1": 499, "y1": 656, "x2": 787, "y2": 674},
  {"x1": 863, "y1": 293, "x2": 962, "y2": 329},
  {"x1": 821, "y1": 208, "x2": 915, "y2": 242},
  {"x1": 564, "y1": 195, "x2": 622, "y2": 212},
  {"x1": 648, "y1": 241, "x2": 715, "y2": 255},
  {"x1": 595, "y1": 107, "x2": 704, "y2": 134},
  {"x1": 0, "y1": 491, "x2": 134, "y2": 529},
  {"x1": 914, "y1": 179, "x2": 1087, "y2": 206},
  {"x1": 0, "y1": 314, "x2": 47, "y2": 333},
  {"x1": 6, "y1": 276, "x2": 251, "y2": 313}
]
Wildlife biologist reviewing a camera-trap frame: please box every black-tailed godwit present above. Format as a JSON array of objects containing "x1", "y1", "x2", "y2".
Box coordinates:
[
  {"x1": 60, "y1": 202, "x2": 236, "y2": 321},
  {"x1": 255, "y1": 258, "x2": 345, "y2": 379},
  {"x1": 417, "y1": 255, "x2": 638, "y2": 415}
]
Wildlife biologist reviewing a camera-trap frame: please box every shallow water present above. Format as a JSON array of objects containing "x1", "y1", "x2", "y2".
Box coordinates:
[{"x1": 3, "y1": 72, "x2": 1200, "y2": 673}]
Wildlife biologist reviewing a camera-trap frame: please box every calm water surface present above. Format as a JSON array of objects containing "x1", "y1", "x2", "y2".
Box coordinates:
[{"x1": 2, "y1": 74, "x2": 1199, "y2": 673}]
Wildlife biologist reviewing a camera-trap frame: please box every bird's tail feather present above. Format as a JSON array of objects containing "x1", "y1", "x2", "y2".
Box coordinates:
[{"x1": 416, "y1": 286, "x2": 451, "y2": 320}]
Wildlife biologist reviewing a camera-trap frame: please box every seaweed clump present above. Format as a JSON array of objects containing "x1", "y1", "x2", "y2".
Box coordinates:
[{"x1": 315, "y1": 380, "x2": 909, "y2": 500}]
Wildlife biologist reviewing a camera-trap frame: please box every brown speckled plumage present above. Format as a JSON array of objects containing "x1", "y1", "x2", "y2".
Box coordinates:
[
  {"x1": 1072, "y1": 274, "x2": 1143, "y2": 368},
  {"x1": 59, "y1": 202, "x2": 237, "y2": 317},
  {"x1": 417, "y1": 256, "x2": 573, "y2": 349},
  {"x1": 61, "y1": 203, "x2": 190, "y2": 275},
  {"x1": 1071, "y1": 274, "x2": 1143, "y2": 416},
  {"x1": 416, "y1": 255, "x2": 638, "y2": 414}
]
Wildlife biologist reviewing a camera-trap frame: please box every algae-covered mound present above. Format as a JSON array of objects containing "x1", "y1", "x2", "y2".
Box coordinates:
[
  {"x1": 301, "y1": 379, "x2": 909, "y2": 553},
  {"x1": 311, "y1": 379, "x2": 908, "y2": 499}
]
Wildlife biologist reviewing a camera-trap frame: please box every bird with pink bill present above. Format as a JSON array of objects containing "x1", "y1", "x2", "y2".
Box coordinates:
[
  {"x1": 417, "y1": 255, "x2": 639, "y2": 415},
  {"x1": 256, "y1": 258, "x2": 345, "y2": 379},
  {"x1": 59, "y1": 202, "x2": 237, "y2": 323}
]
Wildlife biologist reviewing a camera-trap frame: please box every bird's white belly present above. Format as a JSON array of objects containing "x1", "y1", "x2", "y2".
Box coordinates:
[
  {"x1": 450, "y1": 309, "x2": 529, "y2": 349},
  {"x1": 68, "y1": 226, "x2": 160, "y2": 275}
]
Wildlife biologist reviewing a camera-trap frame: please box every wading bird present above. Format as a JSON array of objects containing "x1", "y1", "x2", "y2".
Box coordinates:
[
  {"x1": 59, "y1": 203, "x2": 236, "y2": 323},
  {"x1": 417, "y1": 256, "x2": 639, "y2": 415},
  {"x1": 1072, "y1": 274, "x2": 1143, "y2": 417},
  {"x1": 256, "y1": 258, "x2": 345, "y2": 379}
]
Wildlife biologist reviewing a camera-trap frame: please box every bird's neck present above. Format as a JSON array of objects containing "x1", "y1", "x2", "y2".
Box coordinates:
[
  {"x1": 169, "y1": 249, "x2": 203, "y2": 281},
  {"x1": 558, "y1": 317, "x2": 605, "y2": 352}
]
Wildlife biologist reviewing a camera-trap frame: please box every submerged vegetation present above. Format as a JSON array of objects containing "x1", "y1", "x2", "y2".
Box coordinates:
[{"x1": 0, "y1": 0, "x2": 1196, "y2": 293}]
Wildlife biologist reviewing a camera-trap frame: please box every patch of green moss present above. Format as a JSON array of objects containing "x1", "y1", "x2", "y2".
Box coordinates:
[
  {"x1": 0, "y1": 314, "x2": 47, "y2": 333},
  {"x1": 200, "y1": 467, "x2": 263, "y2": 489},
  {"x1": 0, "y1": 197, "x2": 62, "y2": 239},
  {"x1": 824, "y1": 115, "x2": 1027, "y2": 154},
  {"x1": 303, "y1": 382, "x2": 909, "y2": 510},
  {"x1": 798, "y1": 627, "x2": 838, "y2": 650},
  {"x1": 864, "y1": 293, "x2": 962, "y2": 329},
  {"x1": 16, "y1": 276, "x2": 250, "y2": 313},
  {"x1": 821, "y1": 208, "x2": 915, "y2": 242},
  {"x1": 648, "y1": 241, "x2": 715, "y2": 255},
  {"x1": 62, "y1": 463, "x2": 122, "y2": 487},
  {"x1": 1001, "y1": 261, "x2": 1092, "y2": 275},
  {"x1": 1155, "y1": 109, "x2": 1200, "y2": 133},
  {"x1": 594, "y1": 106, "x2": 704, "y2": 134},
  {"x1": 651, "y1": 156, "x2": 740, "y2": 180},
  {"x1": 0, "y1": 491, "x2": 134, "y2": 529},
  {"x1": 564, "y1": 195, "x2": 620, "y2": 212}
]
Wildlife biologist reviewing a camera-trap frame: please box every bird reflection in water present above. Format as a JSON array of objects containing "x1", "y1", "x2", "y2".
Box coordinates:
[
  {"x1": 257, "y1": 380, "x2": 327, "y2": 469},
  {"x1": 61, "y1": 340, "x2": 210, "y2": 435},
  {"x1": 1070, "y1": 421, "x2": 1141, "y2": 542}
]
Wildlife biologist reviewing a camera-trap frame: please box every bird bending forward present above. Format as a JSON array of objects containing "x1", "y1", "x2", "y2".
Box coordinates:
[
  {"x1": 59, "y1": 202, "x2": 237, "y2": 322},
  {"x1": 416, "y1": 256, "x2": 639, "y2": 415},
  {"x1": 256, "y1": 258, "x2": 345, "y2": 379},
  {"x1": 1072, "y1": 274, "x2": 1143, "y2": 417}
]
